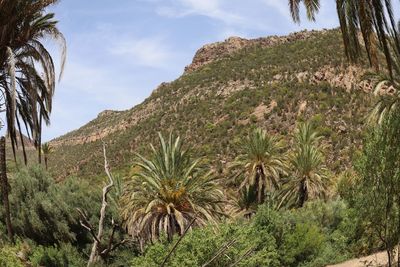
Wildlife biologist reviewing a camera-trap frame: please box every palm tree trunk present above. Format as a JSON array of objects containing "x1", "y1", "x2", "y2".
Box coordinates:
[
  {"x1": 16, "y1": 118, "x2": 27, "y2": 165},
  {"x1": 368, "y1": 34, "x2": 380, "y2": 72},
  {"x1": 38, "y1": 115, "x2": 42, "y2": 164},
  {"x1": 298, "y1": 178, "x2": 307, "y2": 208},
  {"x1": 0, "y1": 137, "x2": 14, "y2": 243}
]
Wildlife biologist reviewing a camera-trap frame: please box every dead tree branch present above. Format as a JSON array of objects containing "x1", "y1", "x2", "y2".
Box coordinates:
[
  {"x1": 76, "y1": 142, "x2": 121, "y2": 267},
  {"x1": 229, "y1": 246, "x2": 255, "y2": 267},
  {"x1": 202, "y1": 239, "x2": 237, "y2": 267},
  {"x1": 86, "y1": 141, "x2": 114, "y2": 266}
]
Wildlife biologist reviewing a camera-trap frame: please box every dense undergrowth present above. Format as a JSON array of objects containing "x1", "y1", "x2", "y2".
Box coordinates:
[{"x1": 0, "y1": 165, "x2": 382, "y2": 266}]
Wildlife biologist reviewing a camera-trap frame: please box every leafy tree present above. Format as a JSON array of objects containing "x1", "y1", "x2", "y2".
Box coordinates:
[
  {"x1": 120, "y1": 133, "x2": 225, "y2": 244},
  {"x1": 6, "y1": 166, "x2": 75, "y2": 245},
  {"x1": 0, "y1": 0, "x2": 66, "y2": 241},
  {"x1": 231, "y1": 128, "x2": 286, "y2": 205},
  {"x1": 355, "y1": 109, "x2": 400, "y2": 266},
  {"x1": 280, "y1": 122, "x2": 329, "y2": 208},
  {"x1": 0, "y1": 165, "x2": 109, "y2": 251}
]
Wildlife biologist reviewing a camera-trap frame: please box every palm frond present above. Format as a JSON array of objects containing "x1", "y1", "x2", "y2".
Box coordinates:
[{"x1": 121, "y1": 133, "x2": 224, "y2": 243}]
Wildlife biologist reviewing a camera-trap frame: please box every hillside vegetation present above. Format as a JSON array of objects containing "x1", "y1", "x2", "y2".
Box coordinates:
[{"x1": 47, "y1": 29, "x2": 373, "y2": 180}]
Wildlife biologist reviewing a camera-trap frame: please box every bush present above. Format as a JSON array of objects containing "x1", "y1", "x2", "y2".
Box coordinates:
[
  {"x1": 0, "y1": 166, "x2": 125, "y2": 256},
  {"x1": 29, "y1": 243, "x2": 85, "y2": 267},
  {"x1": 131, "y1": 222, "x2": 280, "y2": 267},
  {"x1": 0, "y1": 243, "x2": 24, "y2": 267}
]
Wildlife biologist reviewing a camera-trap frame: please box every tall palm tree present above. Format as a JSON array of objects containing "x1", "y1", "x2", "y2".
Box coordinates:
[
  {"x1": 0, "y1": 0, "x2": 66, "y2": 241},
  {"x1": 41, "y1": 142, "x2": 52, "y2": 170},
  {"x1": 279, "y1": 122, "x2": 329, "y2": 208},
  {"x1": 120, "y1": 133, "x2": 224, "y2": 244},
  {"x1": 231, "y1": 128, "x2": 286, "y2": 205},
  {"x1": 289, "y1": 0, "x2": 398, "y2": 76}
]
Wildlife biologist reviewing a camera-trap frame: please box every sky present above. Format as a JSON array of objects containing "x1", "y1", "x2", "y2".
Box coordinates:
[{"x1": 42, "y1": 0, "x2": 344, "y2": 141}]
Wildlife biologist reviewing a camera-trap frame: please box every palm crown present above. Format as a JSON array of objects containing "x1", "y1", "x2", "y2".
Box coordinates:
[
  {"x1": 0, "y1": 0, "x2": 66, "y2": 159},
  {"x1": 280, "y1": 122, "x2": 329, "y2": 208},
  {"x1": 231, "y1": 128, "x2": 286, "y2": 205},
  {"x1": 121, "y1": 133, "x2": 224, "y2": 243}
]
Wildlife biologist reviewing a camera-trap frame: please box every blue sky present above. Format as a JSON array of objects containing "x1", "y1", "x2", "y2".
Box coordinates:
[{"x1": 43, "y1": 0, "x2": 343, "y2": 141}]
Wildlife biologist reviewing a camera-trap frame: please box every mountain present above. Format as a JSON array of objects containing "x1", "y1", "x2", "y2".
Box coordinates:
[{"x1": 48, "y1": 29, "x2": 375, "y2": 180}]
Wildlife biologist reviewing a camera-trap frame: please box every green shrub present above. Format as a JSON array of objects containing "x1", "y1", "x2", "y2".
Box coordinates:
[
  {"x1": 131, "y1": 222, "x2": 280, "y2": 267},
  {"x1": 0, "y1": 243, "x2": 24, "y2": 267},
  {"x1": 30, "y1": 243, "x2": 85, "y2": 267},
  {"x1": 282, "y1": 223, "x2": 325, "y2": 266}
]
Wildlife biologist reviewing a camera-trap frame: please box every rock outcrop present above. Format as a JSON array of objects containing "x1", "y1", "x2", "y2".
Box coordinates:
[{"x1": 184, "y1": 30, "x2": 329, "y2": 73}]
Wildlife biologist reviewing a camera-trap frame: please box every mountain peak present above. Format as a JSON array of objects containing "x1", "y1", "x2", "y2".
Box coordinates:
[{"x1": 184, "y1": 29, "x2": 331, "y2": 73}]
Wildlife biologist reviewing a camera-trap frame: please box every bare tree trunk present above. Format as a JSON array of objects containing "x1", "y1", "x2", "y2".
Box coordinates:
[
  {"x1": 387, "y1": 248, "x2": 393, "y2": 267},
  {"x1": 0, "y1": 137, "x2": 14, "y2": 243},
  {"x1": 44, "y1": 156, "x2": 48, "y2": 170},
  {"x1": 87, "y1": 143, "x2": 114, "y2": 267}
]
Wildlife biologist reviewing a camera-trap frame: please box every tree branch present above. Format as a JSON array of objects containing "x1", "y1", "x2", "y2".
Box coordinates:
[
  {"x1": 160, "y1": 215, "x2": 197, "y2": 267},
  {"x1": 202, "y1": 239, "x2": 237, "y2": 267}
]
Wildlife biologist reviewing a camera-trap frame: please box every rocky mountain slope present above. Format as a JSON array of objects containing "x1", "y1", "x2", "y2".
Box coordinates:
[{"x1": 48, "y1": 29, "x2": 375, "y2": 180}]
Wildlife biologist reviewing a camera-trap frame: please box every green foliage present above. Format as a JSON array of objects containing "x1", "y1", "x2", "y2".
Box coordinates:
[
  {"x1": 30, "y1": 243, "x2": 85, "y2": 267},
  {"x1": 131, "y1": 200, "x2": 359, "y2": 267},
  {"x1": 280, "y1": 121, "x2": 329, "y2": 208},
  {"x1": 282, "y1": 223, "x2": 325, "y2": 266},
  {"x1": 0, "y1": 243, "x2": 24, "y2": 267},
  {"x1": 2, "y1": 166, "x2": 75, "y2": 244},
  {"x1": 353, "y1": 109, "x2": 400, "y2": 261},
  {"x1": 231, "y1": 128, "x2": 286, "y2": 205},
  {"x1": 131, "y1": 222, "x2": 279, "y2": 267},
  {"x1": 8, "y1": 166, "x2": 112, "y2": 247},
  {"x1": 46, "y1": 29, "x2": 371, "y2": 179},
  {"x1": 121, "y1": 133, "x2": 224, "y2": 243}
]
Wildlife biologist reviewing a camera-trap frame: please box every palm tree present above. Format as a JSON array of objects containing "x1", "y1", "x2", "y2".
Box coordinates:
[
  {"x1": 279, "y1": 122, "x2": 329, "y2": 208},
  {"x1": 41, "y1": 143, "x2": 53, "y2": 170},
  {"x1": 289, "y1": 0, "x2": 320, "y2": 23},
  {"x1": 120, "y1": 133, "x2": 224, "y2": 244},
  {"x1": 368, "y1": 22, "x2": 400, "y2": 123},
  {"x1": 289, "y1": 0, "x2": 398, "y2": 76},
  {"x1": 0, "y1": 0, "x2": 66, "y2": 241},
  {"x1": 231, "y1": 128, "x2": 286, "y2": 205}
]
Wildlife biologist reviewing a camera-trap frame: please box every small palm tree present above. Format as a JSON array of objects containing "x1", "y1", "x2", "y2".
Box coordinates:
[
  {"x1": 121, "y1": 133, "x2": 224, "y2": 243},
  {"x1": 231, "y1": 128, "x2": 286, "y2": 205},
  {"x1": 41, "y1": 143, "x2": 53, "y2": 170},
  {"x1": 279, "y1": 122, "x2": 329, "y2": 208}
]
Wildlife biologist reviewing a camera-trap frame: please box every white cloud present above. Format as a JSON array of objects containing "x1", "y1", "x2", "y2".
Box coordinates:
[
  {"x1": 261, "y1": 0, "x2": 291, "y2": 19},
  {"x1": 155, "y1": 0, "x2": 245, "y2": 26},
  {"x1": 61, "y1": 60, "x2": 141, "y2": 108},
  {"x1": 110, "y1": 37, "x2": 172, "y2": 68}
]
